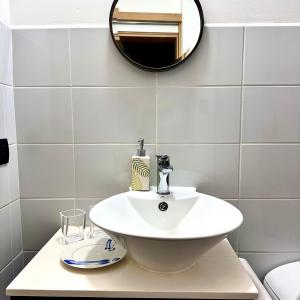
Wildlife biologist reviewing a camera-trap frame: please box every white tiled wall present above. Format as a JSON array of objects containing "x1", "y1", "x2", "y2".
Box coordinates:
[
  {"x1": 0, "y1": 21, "x2": 22, "y2": 300},
  {"x1": 73, "y1": 88, "x2": 156, "y2": 143},
  {"x1": 0, "y1": 22, "x2": 13, "y2": 85},
  {"x1": 12, "y1": 29, "x2": 71, "y2": 86},
  {"x1": 8, "y1": 23, "x2": 300, "y2": 282},
  {"x1": 70, "y1": 28, "x2": 155, "y2": 87},
  {"x1": 243, "y1": 26, "x2": 300, "y2": 85}
]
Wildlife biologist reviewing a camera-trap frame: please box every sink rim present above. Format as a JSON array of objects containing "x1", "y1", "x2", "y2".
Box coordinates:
[{"x1": 90, "y1": 191, "x2": 243, "y2": 241}]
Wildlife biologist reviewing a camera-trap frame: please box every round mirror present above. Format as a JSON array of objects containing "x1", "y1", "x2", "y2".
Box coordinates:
[{"x1": 109, "y1": 0, "x2": 204, "y2": 72}]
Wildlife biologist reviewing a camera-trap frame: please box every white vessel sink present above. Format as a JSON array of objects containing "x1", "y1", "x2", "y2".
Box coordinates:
[{"x1": 90, "y1": 187, "x2": 243, "y2": 273}]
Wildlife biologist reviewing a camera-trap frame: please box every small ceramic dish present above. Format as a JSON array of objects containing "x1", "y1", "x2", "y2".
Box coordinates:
[{"x1": 61, "y1": 237, "x2": 127, "y2": 269}]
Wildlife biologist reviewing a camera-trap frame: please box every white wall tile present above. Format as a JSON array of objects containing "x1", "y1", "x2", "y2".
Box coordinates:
[
  {"x1": 21, "y1": 199, "x2": 74, "y2": 250},
  {"x1": 0, "y1": 165, "x2": 10, "y2": 209},
  {"x1": 240, "y1": 145, "x2": 300, "y2": 199},
  {"x1": 9, "y1": 200, "x2": 23, "y2": 257},
  {"x1": 12, "y1": 29, "x2": 71, "y2": 86},
  {"x1": 0, "y1": 85, "x2": 16, "y2": 144},
  {"x1": 70, "y1": 28, "x2": 155, "y2": 86},
  {"x1": 10, "y1": 0, "x2": 114, "y2": 26},
  {"x1": 157, "y1": 26, "x2": 244, "y2": 86},
  {"x1": 12, "y1": 252, "x2": 24, "y2": 277},
  {"x1": 75, "y1": 145, "x2": 156, "y2": 197},
  {"x1": 239, "y1": 252, "x2": 300, "y2": 280},
  {"x1": 14, "y1": 88, "x2": 73, "y2": 143},
  {"x1": 242, "y1": 87, "x2": 300, "y2": 143},
  {"x1": 244, "y1": 26, "x2": 300, "y2": 85},
  {"x1": 8, "y1": 145, "x2": 19, "y2": 202},
  {"x1": 239, "y1": 200, "x2": 300, "y2": 252},
  {"x1": 157, "y1": 145, "x2": 239, "y2": 198},
  {"x1": 3, "y1": 86, "x2": 16, "y2": 145},
  {"x1": 0, "y1": 206, "x2": 12, "y2": 270},
  {"x1": 157, "y1": 87, "x2": 241, "y2": 143},
  {"x1": 0, "y1": 22, "x2": 13, "y2": 85},
  {"x1": 0, "y1": 85, "x2": 5, "y2": 139},
  {"x1": 73, "y1": 88, "x2": 156, "y2": 143},
  {"x1": 0, "y1": 262, "x2": 13, "y2": 300},
  {"x1": 18, "y1": 145, "x2": 75, "y2": 198}
]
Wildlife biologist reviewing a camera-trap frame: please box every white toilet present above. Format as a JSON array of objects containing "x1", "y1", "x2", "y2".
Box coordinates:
[{"x1": 264, "y1": 261, "x2": 300, "y2": 300}]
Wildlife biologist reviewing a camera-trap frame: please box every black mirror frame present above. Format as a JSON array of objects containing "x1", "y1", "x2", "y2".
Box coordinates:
[{"x1": 109, "y1": 0, "x2": 205, "y2": 72}]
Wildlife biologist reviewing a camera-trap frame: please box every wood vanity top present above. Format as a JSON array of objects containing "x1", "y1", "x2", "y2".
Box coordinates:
[{"x1": 7, "y1": 229, "x2": 258, "y2": 299}]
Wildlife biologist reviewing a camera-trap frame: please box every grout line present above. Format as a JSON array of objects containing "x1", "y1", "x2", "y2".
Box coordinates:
[
  {"x1": 13, "y1": 86, "x2": 156, "y2": 89},
  {"x1": 157, "y1": 85, "x2": 242, "y2": 88},
  {"x1": 0, "y1": 258, "x2": 13, "y2": 274},
  {"x1": 67, "y1": 28, "x2": 76, "y2": 211},
  {"x1": 11, "y1": 84, "x2": 300, "y2": 88},
  {"x1": 239, "y1": 198, "x2": 300, "y2": 201},
  {"x1": 157, "y1": 143, "x2": 300, "y2": 145},
  {"x1": 18, "y1": 197, "x2": 300, "y2": 201},
  {"x1": 240, "y1": 143, "x2": 300, "y2": 145},
  {"x1": 157, "y1": 84, "x2": 300, "y2": 88},
  {"x1": 0, "y1": 249, "x2": 23, "y2": 274},
  {"x1": 239, "y1": 251, "x2": 300, "y2": 254},
  {"x1": 17, "y1": 143, "x2": 74, "y2": 145},
  {"x1": 16, "y1": 142, "x2": 300, "y2": 146},
  {"x1": 20, "y1": 198, "x2": 76, "y2": 201},
  {"x1": 13, "y1": 86, "x2": 70, "y2": 89},
  {"x1": 236, "y1": 26, "x2": 247, "y2": 253},
  {"x1": 17, "y1": 143, "x2": 157, "y2": 146},
  {"x1": 206, "y1": 23, "x2": 300, "y2": 27},
  {"x1": 20, "y1": 197, "x2": 111, "y2": 201},
  {"x1": 9, "y1": 201, "x2": 14, "y2": 264},
  {"x1": 156, "y1": 142, "x2": 240, "y2": 145},
  {"x1": 238, "y1": 25, "x2": 246, "y2": 201},
  {"x1": 242, "y1": 84, "x2": 300, "y2": 87},
  {"x1": 10, "y1": 24, "x2": 110, "y2": 30}
]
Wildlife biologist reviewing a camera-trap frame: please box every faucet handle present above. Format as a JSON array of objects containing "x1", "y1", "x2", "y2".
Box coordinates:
[{"x1": 156, "y1": 154, "x2": 171, "y2": 168}]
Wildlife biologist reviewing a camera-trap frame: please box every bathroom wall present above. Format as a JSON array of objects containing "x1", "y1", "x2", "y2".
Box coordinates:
[
  {"x1": 0, "y1": 0, "x2": 10, "y2": 25},
  {"x1": 0, "y1": 21, "x2": 23, "y2": 299},
  {"x1": 12, "y1": 22, "x2": 300, "y2": 280},
  {"x1": 6, "y1": 0, "x2": 300, "y2": 25}
]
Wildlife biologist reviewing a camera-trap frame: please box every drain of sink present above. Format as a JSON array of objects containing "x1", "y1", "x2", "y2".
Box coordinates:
[{"x1": 158, "y1": 202, "x2": 168, "y2": 212}]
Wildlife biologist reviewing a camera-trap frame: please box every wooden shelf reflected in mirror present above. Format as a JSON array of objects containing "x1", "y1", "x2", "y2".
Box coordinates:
[{"x1": 113, "y1": 9, "x2": 183, "y2": 67}]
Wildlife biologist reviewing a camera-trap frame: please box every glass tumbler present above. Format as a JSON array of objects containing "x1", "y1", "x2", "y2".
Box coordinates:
[{"x1": 60, "y1": 209, "x2": 86, "y2": 244}]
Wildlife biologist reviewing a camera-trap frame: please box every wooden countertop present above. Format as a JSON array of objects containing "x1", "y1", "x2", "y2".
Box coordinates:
[{"x1": 7, "y1": 229, "x2": 258, "y2": 299}]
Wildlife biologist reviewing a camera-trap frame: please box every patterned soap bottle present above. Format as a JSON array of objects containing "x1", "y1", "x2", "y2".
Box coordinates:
[{"x1": 131, "y1": 138, "x2": 150, "y2": 191}]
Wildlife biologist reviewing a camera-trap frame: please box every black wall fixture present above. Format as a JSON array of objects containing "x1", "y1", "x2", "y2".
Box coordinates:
[{"x1": 0, "y1": 139, "x2": 9, "y2": 165}]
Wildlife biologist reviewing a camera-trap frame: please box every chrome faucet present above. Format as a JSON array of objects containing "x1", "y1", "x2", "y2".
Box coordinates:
[{"x1": 156, "y1": 155, "x2": 173, "y2": 195}]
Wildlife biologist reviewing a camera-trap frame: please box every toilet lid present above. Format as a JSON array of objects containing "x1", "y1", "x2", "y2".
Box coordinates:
[{"x1": 264, "y1": 261, "x2": 300, "y2": 300}]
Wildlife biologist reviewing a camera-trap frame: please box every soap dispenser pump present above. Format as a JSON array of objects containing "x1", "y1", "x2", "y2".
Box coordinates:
[{"x1": 131, "y1": 138, "x2": 150, "y2": 191}]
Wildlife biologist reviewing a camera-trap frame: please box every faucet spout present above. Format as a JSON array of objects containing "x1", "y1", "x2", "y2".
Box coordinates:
[{"x1": 156, "y1": 155, "x2": 173, "y2": 195}]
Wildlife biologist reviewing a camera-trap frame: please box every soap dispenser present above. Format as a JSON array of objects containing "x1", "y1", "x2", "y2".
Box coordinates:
[{"x1": 131, "y1": 138, "x2": 150, "y2": 191}]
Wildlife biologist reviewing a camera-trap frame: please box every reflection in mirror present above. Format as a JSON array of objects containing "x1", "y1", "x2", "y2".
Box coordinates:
[{"x1": 110, "y1": 0, "x2": 204, "y2": 71}]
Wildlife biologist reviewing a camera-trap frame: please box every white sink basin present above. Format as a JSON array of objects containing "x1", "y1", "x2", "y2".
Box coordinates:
[{"x1": 90, "y1": 187, "x2": 243, "y2": 273}]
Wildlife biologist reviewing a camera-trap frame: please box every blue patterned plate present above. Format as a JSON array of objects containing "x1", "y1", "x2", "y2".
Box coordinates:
[{"x1": 60, "y1": 237, "x2": 127, "y2": 269}]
